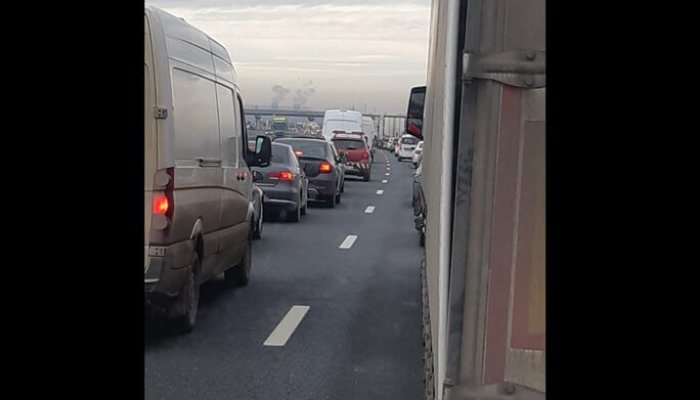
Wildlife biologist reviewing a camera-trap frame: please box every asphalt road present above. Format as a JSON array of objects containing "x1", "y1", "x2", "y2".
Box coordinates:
[{"x1": 145, "y1": 150, "x2": 425, "y2": 400}]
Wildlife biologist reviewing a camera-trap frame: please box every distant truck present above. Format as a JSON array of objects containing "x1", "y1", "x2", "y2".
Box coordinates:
[
  {"x1": 361, "y1": 116, "x2": 376, "y2": 156},
  {"x1": 272, "y1": 117, "x2": 289, "y2": 137}
]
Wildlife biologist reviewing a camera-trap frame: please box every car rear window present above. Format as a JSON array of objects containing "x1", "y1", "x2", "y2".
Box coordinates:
[
  {"x1": 276, "y1": 139, "x2": 328, "y2": 159},
  {"x1": 401, "y1": 136, "x2": 419, "y2": 145},
  {"x1": 332, "y1": 139, "x2": 366, "y2": 150},
  {"x1": 271, "y1": 143, "x2": 291, "y2": 164}
]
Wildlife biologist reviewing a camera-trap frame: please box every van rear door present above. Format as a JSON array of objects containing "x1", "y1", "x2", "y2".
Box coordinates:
[{"x1": 144, "y1": 14, "x2": 157, "y2": 266}]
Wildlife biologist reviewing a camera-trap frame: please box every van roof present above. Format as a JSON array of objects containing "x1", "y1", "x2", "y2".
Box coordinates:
[
  {"x1": 324, "y1": 109, "x2": 362, "y2": 116},
  {"x1": 146, "y1": 6, "x2": 236, "y2": 82}
]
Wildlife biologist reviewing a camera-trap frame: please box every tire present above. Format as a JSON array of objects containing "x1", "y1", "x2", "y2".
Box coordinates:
[
  {"x1": 326, "y1": 193, "x2": 336, "y2": 208},
  {"x1": 419, "y1": 230, "x2": 425, "y2": 247},
  {"x1": 301, "y1": 199, "x2": 307, "y2": 215},
  {"x1": 335, "y1": 192, "x2": 341, "y2": 204},
  {"x1": 225, "y1": 229, "x2": 252, "y2": 287},
  {"x1": 253, "y1": 205, "x2": 262, "y2": 240},
  {"x1": 363, "y1": 172, "x2": 371, "y2": 182},
  {"x1": 287, "y1": 198, "x2": 301, "y2": 222},
  {"x1": 171, "y1": 255, "x2": 200, "y2": 334}
]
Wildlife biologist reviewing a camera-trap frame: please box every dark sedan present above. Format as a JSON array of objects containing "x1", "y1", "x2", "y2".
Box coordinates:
[
  {"x1": 252, "y1": 142, "x2": 308, "y2": 222},
  {"x1": 275, "y1": 135, "x2": 345, "y2": 208}
]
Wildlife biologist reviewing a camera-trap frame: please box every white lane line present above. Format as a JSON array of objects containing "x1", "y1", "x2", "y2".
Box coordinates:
[
  {"x1": 387, "y1": 167, "x2": 391, "y2": 170},
  {"x1": 382, "y1": 179, "x2": 388, "y2": 183},
  {"x1": 364, "y1": 206, "x2": 375, "y2": 214},
  {"x1": 376, "y1": 190, "x2": 384, "y2": 195},
  {"x1": 339, "y1": 234, "x2": 358, "y2": 249},
  {"x1": 263, "y1": 305, "x2": 310, "y2": 347},
  {"x1": 385, "y1": 172, "x2": 391, "y2": 176}
]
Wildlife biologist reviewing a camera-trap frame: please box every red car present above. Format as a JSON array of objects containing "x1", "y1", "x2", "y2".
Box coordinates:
[{"x1": 331, "y1": 132, "x2": 372, "y2": 181}]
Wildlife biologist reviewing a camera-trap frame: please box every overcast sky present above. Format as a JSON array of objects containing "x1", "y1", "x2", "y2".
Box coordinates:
[{"x1": 146, "y1": 0, "x2": 431, "y2": 114}]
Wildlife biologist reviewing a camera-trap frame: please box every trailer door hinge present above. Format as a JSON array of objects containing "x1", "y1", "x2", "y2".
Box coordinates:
[
  {"x1": 463, "y1": 50, "x2": 545, "y2": 88},
  {"x1": 154, "y1": 107, "x2": 168, "y2": 119}
]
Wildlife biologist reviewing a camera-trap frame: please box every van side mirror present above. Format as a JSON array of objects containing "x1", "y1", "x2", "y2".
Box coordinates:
[{"x1": 247, "y1": 135, "x2": 271, "y2": 167}]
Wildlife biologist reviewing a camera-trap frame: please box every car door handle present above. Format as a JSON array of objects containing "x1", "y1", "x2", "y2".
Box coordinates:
[{"x1": 196, "y1": 157, "x2": 222, "y2": 167}]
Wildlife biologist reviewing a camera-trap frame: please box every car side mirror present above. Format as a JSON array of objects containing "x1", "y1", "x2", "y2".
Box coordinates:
[
  {"x1": 247, "y1": 135, "x2": 271, "y2": 167},
  {"x1": 252, "y1": 170, "x2": 264, "y2": 182},
  {"x1": 340, "y1": 153, "x2": 348, "y2": 163}
]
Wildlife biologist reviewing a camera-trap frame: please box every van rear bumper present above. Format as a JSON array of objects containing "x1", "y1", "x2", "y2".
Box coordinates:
[{"x1": 144, "y1": 239, "x2": 195, "y2": 302}]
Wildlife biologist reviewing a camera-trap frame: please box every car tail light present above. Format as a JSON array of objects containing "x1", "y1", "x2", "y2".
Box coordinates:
[
  {"x1": 319, "y1": 162, "x2": 332, "y2": 173},
  {"x1": 280, "y1": 171, "x2": 293, "y2": 181},
  {"x1": 269, "y1": 170, "x2": 294, "y2": 181},
  {"x1": 295, "y1": 150, "x2": 303, "y2": 157}
]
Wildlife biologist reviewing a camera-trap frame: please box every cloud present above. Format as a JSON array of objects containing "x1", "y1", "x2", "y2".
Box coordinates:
[
  {"x1": 148, "y1": 0, "x2": 429, "y2": 8},
  {"x1": 145, "y1": 0, "x2": 430, "y2": 113}
]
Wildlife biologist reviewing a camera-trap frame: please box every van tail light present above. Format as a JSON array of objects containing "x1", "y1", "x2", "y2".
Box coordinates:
[
  {"x1": 362, "y1": 151, "x2": 369, "y2": 159},
  {"x1": 153, "y1": 195, "x2": 169, "y2": 215},
  {"x1": 268, "y1": 170, "x2": 294, "y2": 181},
  {"x1": 319, "y1": 162, "x2": 332, "y2": 173},
  {"x1": 152, "y1": 167, "x2": 174, "y2": 230}
]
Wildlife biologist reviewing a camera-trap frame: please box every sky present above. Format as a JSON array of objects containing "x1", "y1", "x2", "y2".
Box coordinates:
[{"x1": 146, "y1": 0, "x2": 431, "y2": 114}]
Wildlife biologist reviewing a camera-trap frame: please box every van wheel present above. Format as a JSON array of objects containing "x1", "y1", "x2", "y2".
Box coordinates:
[
  {"x1": 300, "y1": 197, "x2": 307, "y2": 216},
  {"x1": 172, "y1": 256, "x2": 200, "y2": 334},
  {"x1": 363, "y1": 172, "x2": 371, "y2": 182},
  {"x1": 327, "y1": 193, "x2": 336, "y2": 208},
  {"x1": 225, "y1": 230, "x2": 252, "y2": 286}
]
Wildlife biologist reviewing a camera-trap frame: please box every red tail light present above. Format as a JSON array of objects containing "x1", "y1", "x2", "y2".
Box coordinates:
[
  {"x1": 280, "y1": 171, "x2": 293, "y2": 181},
  {"x1": 153, "y1": 195, "x2": 169, "y2": 215},
  {"x1": 152, "y1": 167, "x2": 174, "y2": 230},
  {"x1": 319, "y1": 162, "x2": 332, "y2": 173},
  {"x1": 269, "y1": 170, "x2": 294, "y2": 181},
  {"x1": 362, "y1": 151, "x2": 369, "y2": 159}
]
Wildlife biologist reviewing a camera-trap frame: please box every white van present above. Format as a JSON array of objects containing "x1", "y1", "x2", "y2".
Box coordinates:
[
  {"x1": 144, "y1": 6, "x2": 271, "y2": 332},
  {"x1": 321, "y1": 109, "x2": 363, "y2": 140},
  {"x1": 361, "y1": 116, "x2": 375, "y2": 155}
]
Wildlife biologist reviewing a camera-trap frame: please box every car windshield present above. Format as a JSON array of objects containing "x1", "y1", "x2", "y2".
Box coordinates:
[
  {"x1": 332, "y1": 139, "x2": 365, "y2": 150},
  {"x1": 271, "y1": 143, "x2": 291, "y2": 164},
  {"x1": 276, "y1": 139, "x2": 328, "y2": 159},
  {"x1": 401, "y1": 136, "x2": 419, "y2": 145}
]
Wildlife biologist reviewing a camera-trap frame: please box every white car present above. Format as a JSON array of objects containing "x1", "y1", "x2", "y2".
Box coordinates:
[
  {"x1": 412, "y1": 140, "x2": 424, "y2": 166},
  {"x1": 397, "y1": 134, "x2": 420, "y2": 161}
]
